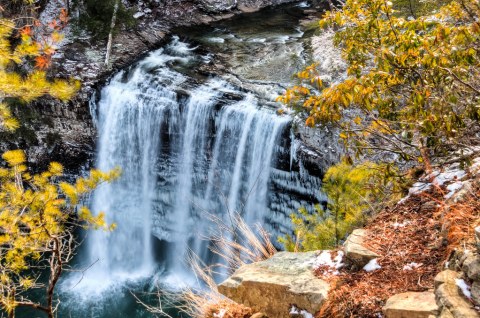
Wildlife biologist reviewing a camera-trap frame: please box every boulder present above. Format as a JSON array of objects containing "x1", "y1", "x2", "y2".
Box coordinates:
[
  {"x1": 434, "y1": 270, "x2": 479, "y2": 318},
  {"x1": 218, "y1": 251, "x2": 329, "y2": 318},
  {"x1": 435, "y1": 270, "x2": 460, "y2": 288},
  {"x1": 383, "y1": 292, "x2": 439, "y2": 318},
  {"x1": 344, "y1": 229, "x2": 379, "y2": 268},
  {"x1": 462, "y1": 254, "x2": 480, "y2": 281}
]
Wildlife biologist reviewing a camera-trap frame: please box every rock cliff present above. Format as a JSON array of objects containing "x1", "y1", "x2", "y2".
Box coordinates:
[{"x1": 1, "y1": 0, "x2": 303, "y2": 172}]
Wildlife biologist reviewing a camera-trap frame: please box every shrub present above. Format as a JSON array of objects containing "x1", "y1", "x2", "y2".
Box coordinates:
[
  {"x1": 280, "y1": 160, "x2": 402, "y2": 251},
  {"x1": 278, "y1": 0, "x2": 480, "y2": 171}
]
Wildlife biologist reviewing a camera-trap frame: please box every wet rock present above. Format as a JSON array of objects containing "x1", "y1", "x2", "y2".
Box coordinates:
[
  {"x1": 294, "y1": 120, "x2": 341, "y2": 176},
  {"x1": 344, "y1": 229, "x2": 379, "y2": 268},
  {"x1": 383, "y1": 292, "x2": 439, "y2": 318},
  {"x1": 218, "y1": 251, "x2": 329, "y2": 318},
  {"x1": 137, "y1": 30, "x2": 166, "y2": 46}
]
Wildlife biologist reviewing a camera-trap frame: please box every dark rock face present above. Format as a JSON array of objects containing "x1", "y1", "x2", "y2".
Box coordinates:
[
  {"x1": 0, "y1": 95, "x2": 95, "y2": 173},
  {"x1": 0, "y1": 0, "x2": 300, "y2": 172}
]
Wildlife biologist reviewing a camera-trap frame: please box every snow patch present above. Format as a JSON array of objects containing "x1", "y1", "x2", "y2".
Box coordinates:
[
  {"x1": 314, "y1": 251, "x2": 344, "y2": 275},
  {"x1": 311, "y1": 30, "x2": 347, "y2": 84},
  {"x1": 409, "y1": 182, "x2": 432, "y2": 195},
  {"x1": 290, "y1": 306, "x2": 314, "y2": 318},
  {"x1": 397, "y1": 195, "x2": 410, "y2": 205},
  {"x1": 407, "y1": 163, "x2": 469, "y2": 198},
  {"x1": 445, "y1": 181, "x2": 464, "y2": 199},
  {"x1": 403, "y1": 262, "x2": 422, "y2": 271},
  {"x1": 471, "y1": 157, "x2": 480, "y2": 174},
  {"x1": 456, "y1": 279, "x2": 472, "y2": 299},
  {"x1": 393, "y1": 221, "x2": 410, "y2": 228},
  {"x1": 433, "y1": 169, "x2": 466, "y2": 186},
  {"x1": 363, "y1": 259, "x2": 381, "y2": 272},
  {"x1": 213, "y1": 308, "x2": 227, "y2": 318}
]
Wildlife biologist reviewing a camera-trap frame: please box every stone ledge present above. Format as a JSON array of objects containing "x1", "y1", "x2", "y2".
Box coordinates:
[
  {"x1": 218, "y1": 251, "x2": 329, "y2": 318},
  {"x1": 383, "y1": 291, "x2": 439, "y2": 318}
]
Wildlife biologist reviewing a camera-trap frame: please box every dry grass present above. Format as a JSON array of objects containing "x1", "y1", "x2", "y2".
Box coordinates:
[
  {"x1": 176, "y1": 213, "x2": 277, "y2": 318},
  {"x1": 144, "y1": 213, "x2": 277, "y2": 318},
  {"x1": 315, "y1": 181, "x2": 480, "y2": 317},
  {"x1": 141, "y1": 252, "x2": 253, "y2": 318},
  {"x1": 209, "y1": 212, "x2": 277, "y2": 273}
]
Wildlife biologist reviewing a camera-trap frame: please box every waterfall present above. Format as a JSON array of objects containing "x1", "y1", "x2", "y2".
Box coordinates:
[
  {"x1": 71, "y1": 37, "x2": 323, "y2": 293},
  {"x1": 167, "y1": 92, "x2": 291, "y2": 273},
  {"x1": 72, "y1": 44, "x2": 189, "y2": 291}
]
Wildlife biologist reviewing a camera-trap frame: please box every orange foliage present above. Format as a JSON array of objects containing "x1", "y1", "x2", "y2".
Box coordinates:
[
  {"x1": 34, "y1": 55, "x2": 51, "y2": 70},
  {"x1": 17, "y1": 7, "x2": 69, "y2": 70}
]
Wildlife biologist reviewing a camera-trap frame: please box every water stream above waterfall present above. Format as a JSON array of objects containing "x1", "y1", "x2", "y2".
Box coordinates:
[{"x1": 36, "y1": 3, "x2": 331, "y2": 317}]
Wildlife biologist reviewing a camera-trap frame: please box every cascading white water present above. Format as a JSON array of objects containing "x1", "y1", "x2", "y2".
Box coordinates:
[
  {"x1": 71, "y1": 43, "x2": 190, "y2": 292},
  {"x1": 168, "y1": 92, "x2": 291, "y2": 272},
  {"x1": 71, "y1": 37, "x2": 323, "y2": 294}
]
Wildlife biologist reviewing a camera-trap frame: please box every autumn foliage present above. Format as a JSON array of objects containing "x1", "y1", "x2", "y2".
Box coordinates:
[
  {"x1": 0, "y1": 8, "x2": 79, "y2": 131},
  {"x1": 0, "y1": 150, "x2": 119, "y2": 317},
  {"x1": 278, "y1": 0, "x2": 480, "y2": 169},
  {"x1": 0, "y1": 6, "x2": 119, "y2": 318}
]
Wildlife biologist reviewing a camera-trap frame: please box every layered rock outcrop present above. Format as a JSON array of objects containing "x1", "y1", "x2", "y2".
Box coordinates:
[{"x1": 434, "y1": 270, "x2": 479, "y2": 318}]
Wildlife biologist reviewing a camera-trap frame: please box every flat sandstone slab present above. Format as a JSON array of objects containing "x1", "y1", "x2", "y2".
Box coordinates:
[
  {"x1": 383, "y1": 292, "x2": 439, "y2": 318},
  {"x1": 218, "y1": 251, "x2": 329, "y2": 318}
]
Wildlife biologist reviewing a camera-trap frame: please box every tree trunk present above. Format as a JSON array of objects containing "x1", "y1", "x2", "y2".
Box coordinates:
[
  {"x1": 420, "y1": 140, "x2": 432, "y2": 174},
  {"x1": 46, "y1": 238, "x2": 63, "y2": 318},
  {"x1": 104, "y1": 0, "x2": 120, "y2": 68}
]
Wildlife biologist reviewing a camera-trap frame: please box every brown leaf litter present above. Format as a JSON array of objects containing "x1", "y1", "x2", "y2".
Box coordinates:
[{"x1": 315, "y1": 182, "x2": 480, "y2": 317}]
